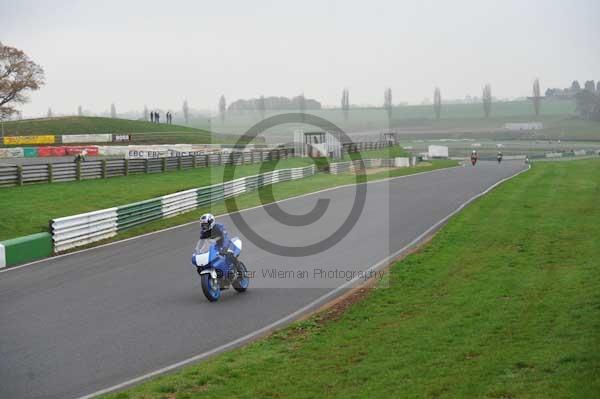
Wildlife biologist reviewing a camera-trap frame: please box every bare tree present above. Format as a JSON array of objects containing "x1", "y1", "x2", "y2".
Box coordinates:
[
  {"x1": 584, "y1": 80, "x2": 596, "y2": 92},
  {"x1": 532, "y1": 79, "x2": 541, "y2": 116},
  {"x1": 482, "y1": 84, "x2": 492, "y2": 118},
  {"x1": 384, "y1": 88, "x2": 393, "y2": 128},
  {"x1": 597, "y1": 81, "x2": 600, "y2": 93},
  {"x1": 77, "y1": 105, "x2": 83, "y2": 117},
  {"x1": 298, "y1": 93, "x2": 306, "y2": 122},
  {"x1": 341, "y1": 88, "x2": 350, "y2": 121},
  {"x1": 143, "y1": 105, "x2": 149, "y2": 121},
  {"x1": 0, "y1": 42, "x2": 45, "y2": 117},
  {"x1": 219, "y1": 95, "x2": 226, "y2": 124},
  {"x1": 257, "y1": 95, "x2": 266, "y2": 121},
  {"x1": 110, "y1": 103, "x2": 117, "y2": 118},
  {"x1": 571, "y1": 80, "x2": 581, "y2": 91},
  {"x1": 182, "y1": 99, "x2": 189, "y2": 123},
  {"x1": 47, "y1": 107, "x2": 52, "y2": 118},
  {"x1": 433, "y1": 87, "x2": 442, "y2": 120}
]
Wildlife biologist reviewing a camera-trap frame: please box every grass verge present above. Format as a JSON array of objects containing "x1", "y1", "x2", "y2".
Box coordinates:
[
  {"x1": 0, "y1": 157, "x2": 311, "y2": 240},
  {"x1": 0, "y1": 153, "x2": 454, "y2": 241},
  {"x1": 103, "y1": 159, "x2": 600, "y2": 399}
]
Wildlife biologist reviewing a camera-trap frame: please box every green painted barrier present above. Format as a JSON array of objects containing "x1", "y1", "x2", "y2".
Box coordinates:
[
  {"x1": 117, "y1": 198, "x2": 163, "y2": 230},
  {"x1": 0, "y1": 232, "x2": 52, "y2": 268},
  {"x1": 23, "y1": 147, "x2": 39, "y2": 157}
]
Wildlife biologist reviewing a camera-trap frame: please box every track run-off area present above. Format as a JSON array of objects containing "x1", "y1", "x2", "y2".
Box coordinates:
[{"x1": 0, "y1": 161, "x2": 527, "y2": 399}]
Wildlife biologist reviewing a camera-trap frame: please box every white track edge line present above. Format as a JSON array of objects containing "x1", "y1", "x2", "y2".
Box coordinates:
[
  {"x1": 1, "y1": 164, "x2": 462, "y2": 274},
  {"x1": 74, "y1": 163, "x2": 530, "y2": 399}
]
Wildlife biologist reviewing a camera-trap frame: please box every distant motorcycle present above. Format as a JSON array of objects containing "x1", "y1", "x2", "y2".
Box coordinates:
[
  {"x1": 191, "y1": 237, "x2": 249, "y2": 302},
  {"x1": 497, "y1": 153, "x2": 503, "y2": 164},
  {"x1": 470, "y1": 153, "x2": 478, "y2": 166}
]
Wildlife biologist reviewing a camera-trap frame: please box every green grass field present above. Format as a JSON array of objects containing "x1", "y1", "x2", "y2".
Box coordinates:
[
  {"x1": 0, "y1": 116, "x2": 239, "y2": 145},
  {"x1": 2, "y1": 116, "x2": 206, "y2": 135},
  {"x1": 102, "y1": 159, "x2": 600, "y2": 399},
  {"x1": 208, "y1": 99, "x2": 600, "y2": 141},
  {"x1": 0, "y1": 156, "x2": 310, "y2": 240}
]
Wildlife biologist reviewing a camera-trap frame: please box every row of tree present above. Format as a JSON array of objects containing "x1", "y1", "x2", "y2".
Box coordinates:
[{"x1": 2, "y1": 42, "x2": 596, "y2": 124}]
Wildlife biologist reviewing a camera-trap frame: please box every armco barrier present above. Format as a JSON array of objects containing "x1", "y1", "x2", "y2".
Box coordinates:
[
  {"x1": 0, "y1": 233, "x2": 52, "y2": 268},
  {"x1": 51, "y1": 165, "x2": 316, "y2": 252},
  {"x1": 0, "y1": 148, "x2": 291, "y2": 188},
  {"x1": 328, "y1": 157, "x2": 410, "y2": 174}
]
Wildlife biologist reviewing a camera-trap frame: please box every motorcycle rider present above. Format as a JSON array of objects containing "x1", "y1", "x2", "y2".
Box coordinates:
[
  {"x1": 470, "y1": 150, "x2": 478, "y2": 166},
  {"x1": 198, "y1": 213, "x2": 231, "y2": 256},
  {"x1": 497, "y1": 151, "x2": 503, "y2": 164}
]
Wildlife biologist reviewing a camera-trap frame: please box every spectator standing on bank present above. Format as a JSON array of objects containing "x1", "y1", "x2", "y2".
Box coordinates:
[
  {"x1": 156, "y1": 111, "x2": 160, "y2": 123},
  {"x1": 150, "y1": 111, "x2": 154, "y2": 123}
]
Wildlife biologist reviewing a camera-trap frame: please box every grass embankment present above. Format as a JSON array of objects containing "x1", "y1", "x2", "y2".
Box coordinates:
[
  {"x1": 209, "y1": 99, "x2": 600, "y2": 140},
  {"x1": 104, "y1": 159, "x2": 600, "y2": 399},
  {"x1": 2, "y1": 116, "x2": 205, "y2": 135},
  {"x1": 0, "y1": 116, "x2": 233, "y2": 145}
]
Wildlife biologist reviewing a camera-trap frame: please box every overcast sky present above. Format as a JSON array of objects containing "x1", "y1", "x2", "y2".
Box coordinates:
[{"x1": 2, "y1": 0, "x2": 599, "y2": 117}]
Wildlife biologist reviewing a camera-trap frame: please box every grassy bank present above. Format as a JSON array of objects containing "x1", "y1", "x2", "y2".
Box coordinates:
[
  {"x1": 208, "y1": 99, "x2": 600, "y2": 141},
  {"x1": 104, "y1": 159, "x2": 600, "y2": 399},
  {"x1": 2, "y1": 116, "x2": 206, "y2": 135},
  {"x1": 0, "y1": 116, "x2": 242, "y2": 145}
]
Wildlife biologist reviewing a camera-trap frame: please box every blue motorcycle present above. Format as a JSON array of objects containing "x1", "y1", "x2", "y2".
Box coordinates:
[{"x1": 192, "y1": 237, "x2": 249, "y2": 302}]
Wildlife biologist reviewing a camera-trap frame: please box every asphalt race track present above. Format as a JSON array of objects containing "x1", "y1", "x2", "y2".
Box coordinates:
[{"x1": 0, "y1": 161, "x2": 527, "y2": 399}]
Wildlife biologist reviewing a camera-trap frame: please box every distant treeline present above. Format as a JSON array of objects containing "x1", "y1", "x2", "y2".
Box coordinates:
[{"x1": 227, "y1": 96, "x2": 321, "y2": 112}]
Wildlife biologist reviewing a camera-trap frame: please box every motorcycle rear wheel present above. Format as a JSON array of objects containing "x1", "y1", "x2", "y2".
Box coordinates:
[{"x1": 233, "y1": 261, "x2": 249, "y2": 293}]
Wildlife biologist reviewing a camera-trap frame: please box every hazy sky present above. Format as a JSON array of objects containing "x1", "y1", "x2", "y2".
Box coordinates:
[{"x1": 2, "y1": 0, "x2": 599, "y2": 117}]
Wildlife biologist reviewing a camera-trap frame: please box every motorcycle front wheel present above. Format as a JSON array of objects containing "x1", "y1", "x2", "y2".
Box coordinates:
[
  {"x1": 233, "y1": 261, "x2": 249, "y2": 293},
  {"x1": 201, "y1": 273, "x2": 221, "y2": 302}
]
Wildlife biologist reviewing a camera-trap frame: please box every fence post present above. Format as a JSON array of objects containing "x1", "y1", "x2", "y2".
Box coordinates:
[
  {"x1": 48, "y1": 163, "x2": 53, "y2": 183},
  {"x1": 124, "y1": 159, "x2": 129, "y2": 176},
  {"x1": 76, "y1": 159, "x2": 82, "y2": 180},
  {"x1": 101, "y1": 159, "x2": 107, "y2": 179},
  {"x1": 145, "y1": 158, "x2": 149, "y2": 173},
  {"x1": 192, "y1": 155, "x2": 197, "y2": 168},
  {"x1": 162, "y1": 157, "x2": 167, "y2": 172},
  {"x1": 17, "y1": 165, "x2": 23, "y2": 186},
  {"x1": 178, "y1": 156, "x2": 182, "y2": 170}
]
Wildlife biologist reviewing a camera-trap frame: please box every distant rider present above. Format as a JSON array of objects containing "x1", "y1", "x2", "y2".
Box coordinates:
[
  {"x1": 470, "y1": 150, "x2": 478, "y2": 166},
  {"x1": 198, "y1": 213, "x2": 231, "y2": 256},
  {"x1": 74, "y1": 148, "x2": 88, "y2": 163},
  {"x1": 497, "y1": 151, "x2": 503, "y2": 164}
]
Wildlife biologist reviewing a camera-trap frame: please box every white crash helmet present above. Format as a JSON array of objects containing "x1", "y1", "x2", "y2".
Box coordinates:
[{"x1": 200, "y1": 213, "x2": 215, "y2": 233}]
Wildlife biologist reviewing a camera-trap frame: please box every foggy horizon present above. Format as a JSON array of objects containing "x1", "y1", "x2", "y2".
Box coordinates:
[{"x1": 2, "y1": 0, "x2": 599, "y2": 118}]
